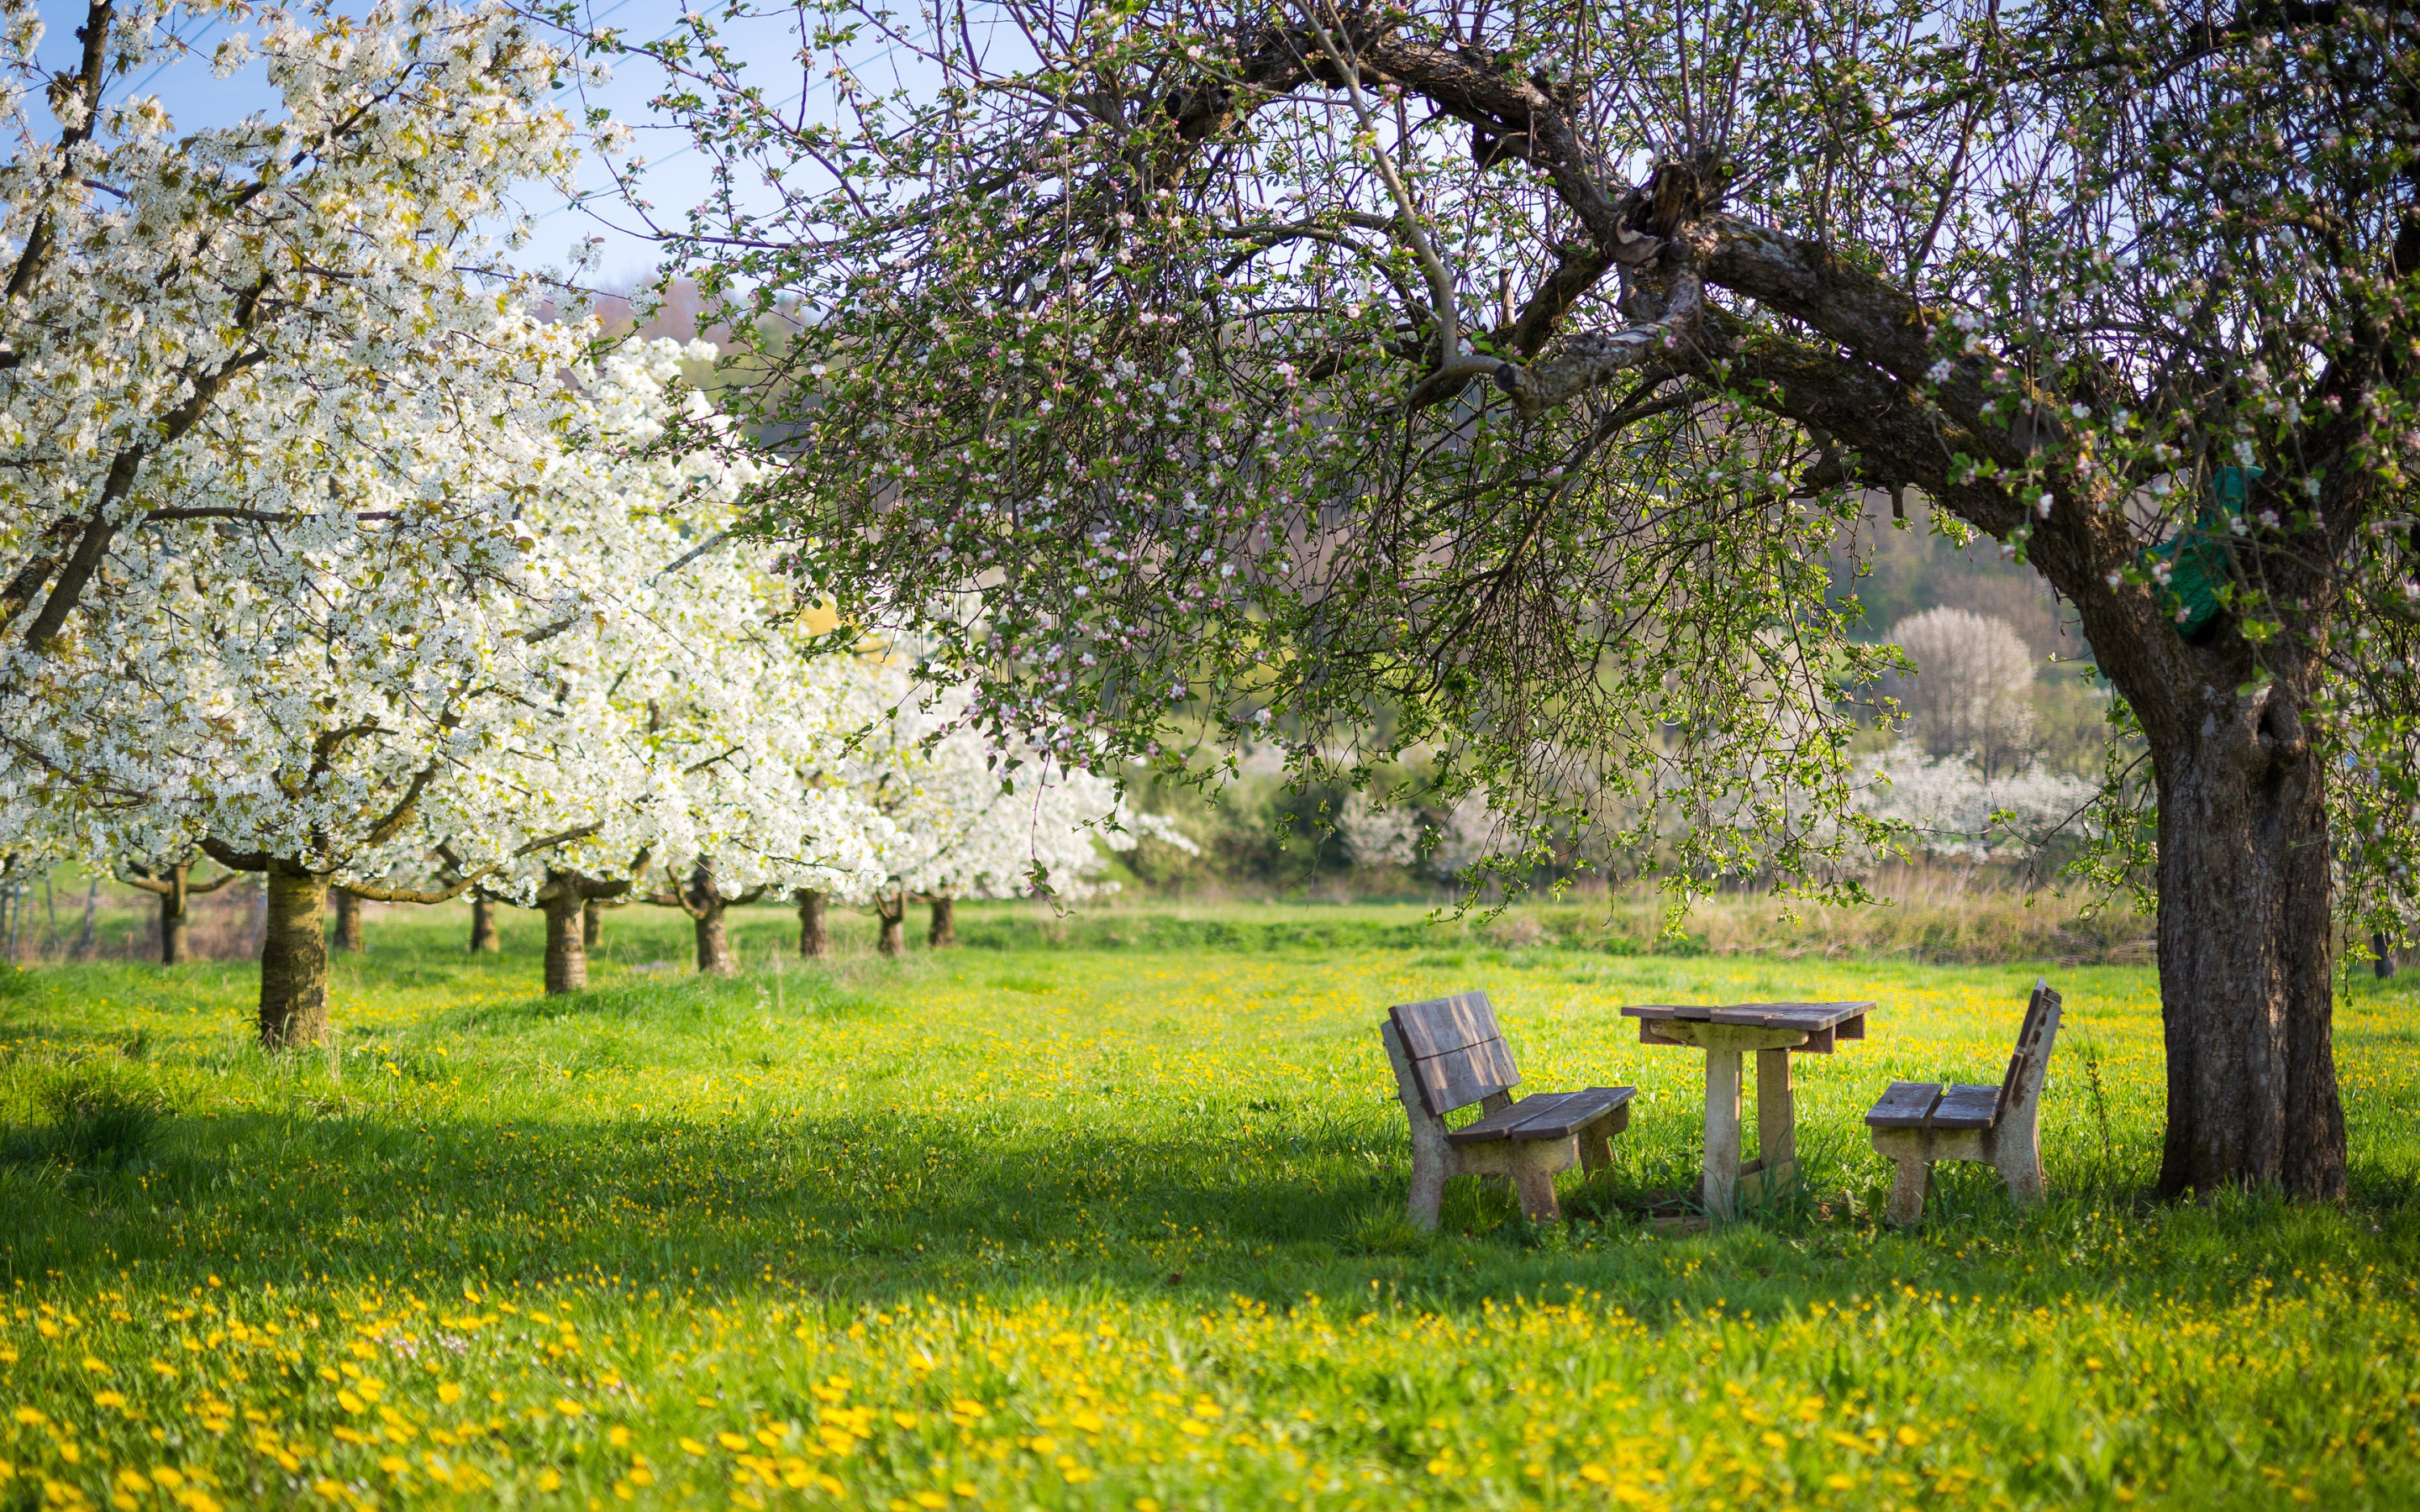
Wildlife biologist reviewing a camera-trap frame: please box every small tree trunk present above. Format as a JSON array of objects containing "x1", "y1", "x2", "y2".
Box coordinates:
[
  {"x1": 159, "y1": 862, "x2": 192, "y2": 966},
  {"x1": 330, "y1": 889, "x2": 364, "y2": 953},
  {"x1": 583, "y1": 897, "x2": 606, "y2": 950},
  {"x1": 928, "y1": 895, "x2": 957, "y2": 948},
  {"x1": 469, "y1": 895, "x2": 500, "y2": 953},
  {"x1": 876, "y1": 890, "x2": 906, "y2": 958},
  {"x1": 259, "y1": 868, "x2": 331, "y2": 1048},
  {"x1": 2151, "y1": 722, "x2": 2345, "y2": 1199},
  {"x1": 2374, "y1": 930, "x2": 2396, "y2": 981},
  {"x1": 544, "y1": 887, "x2": 590, "y2": 995},
  {"x1": 797, "y1": 890, "x2": 829, "y2": 959},
  {"x1": 694, "y1": 898, "x2": 734, "y2": 977}
]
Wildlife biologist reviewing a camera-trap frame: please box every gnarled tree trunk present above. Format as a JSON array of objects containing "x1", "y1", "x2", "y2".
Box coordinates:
[
  {"x1": 797, "y1": 889, "x2": 828, "y2": 958},
  {"x1": 2149, "y1": 711, "x2": 2344, "y2": 1199},
  {"x1": 330, "y1": 888, "x2": 364, "y2": 953},
  {"x1": 469, "y1": 894, "x2": 500, "y2": 953},
  {"x1": 583, "y1": 897, "x2": 606, "y2": 951},
  {"x1": 260, "y1": 866, "x2": 331, "y2": 1047},
  {"x1": 928, "y1": 895, "x2": 956, "y2": 948},
  {"x1": 2375, "y1": 932, "x2": 2397, "y2": 982},
  {"x1": 693, "y1": 896, "x2": 734, "y2": 977},
  {"x1": 544, "y1": 887, "x2": 589, "y2": 994},
  {"x1": 875, "y1": 889, "x2": 906, "y2": 957}
]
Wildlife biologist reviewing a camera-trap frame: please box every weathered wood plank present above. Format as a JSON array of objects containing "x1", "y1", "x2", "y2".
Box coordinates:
[
  {"x1": 1448, "y1": 1085, "x2": 1636, "y2": 1144},
  {"x1": 1928, "y1": 1083, "x2": 2002, "y2": 1130},
  {"x1": 1865, "y1": 1080, "x2": 1944, "y2": 1128},
  {"x1": 1632, "y1": 1018, "x2": 1809, "y2": 1053},
  {"x1": 1389, "y1": 992, "x2": 1502, "y2": 1059},
  {"x1": 1622, "y1": 1001, "x2": 1875, "y2": 1031},
  {"x1": 1448, "y1": 1090, "x2": 1573, "y2": 1144},
  {"x1": 1406, "y1": 1034, "x2": 1521, "y2": 1116}
]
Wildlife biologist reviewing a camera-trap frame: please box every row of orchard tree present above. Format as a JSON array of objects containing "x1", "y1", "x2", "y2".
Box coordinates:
[{"x1": 0, "y1": 0, "x2": 1156, "y2": 1046}]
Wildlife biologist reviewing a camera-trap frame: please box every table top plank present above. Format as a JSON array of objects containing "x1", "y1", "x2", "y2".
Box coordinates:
[{"x1": 1621, "y1": 1000, "x2": 1876, "y2": 1031}]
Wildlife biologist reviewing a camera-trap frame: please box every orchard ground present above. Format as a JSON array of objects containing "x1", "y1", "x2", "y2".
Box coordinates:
[{"x1": 2, "y1": 902, "x2": 2416, "y2": 1512}]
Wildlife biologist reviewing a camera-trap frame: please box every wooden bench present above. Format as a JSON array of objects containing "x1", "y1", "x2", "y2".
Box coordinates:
[
  {"x1": 1379, "y1": 990, "x2": 1635, "y2": 1229},
  {"x1": 1865, "y1": 979, "x2": 2062, "y2": 1224}
]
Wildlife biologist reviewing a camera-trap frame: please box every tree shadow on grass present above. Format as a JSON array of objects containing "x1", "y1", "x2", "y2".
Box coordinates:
[{"x1": 8, "y1": 1086, "x2": 2415, "y2": 1326}]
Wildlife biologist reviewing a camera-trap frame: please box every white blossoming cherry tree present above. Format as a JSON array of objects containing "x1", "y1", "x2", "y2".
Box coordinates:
[
  {"x1": 641, "y1": 0, "x2": 2420, "y2": 1200},
  {"x1": 0, "y1": 0, "x2": 653, "y2": 1039},
  {"x1": 835, "y1": 659, "x2": 1181, "y2": 954},
  {"x1": 330, "y1": 353, "x2": 892, "y2": 995},
  {"x1": 62, "y1": 342, "x2": 742, "y2": 1042},
  {"x1": 589, "y1": 505, "x2": 892, "y2": 980}
]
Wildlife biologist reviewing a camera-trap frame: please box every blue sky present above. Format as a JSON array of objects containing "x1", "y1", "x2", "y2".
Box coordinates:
[{"x1": 29, "y1": 0, "x2": 792, "y2": 287}]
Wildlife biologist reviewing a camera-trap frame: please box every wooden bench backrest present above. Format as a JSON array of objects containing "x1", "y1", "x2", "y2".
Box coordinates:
[
  {"x1": 1995, "y1": 979, "x2": 2063, "y2": 1121},
  {"x1": 1387, "y1": 990, "x2": 1522, "y2": 1117}
]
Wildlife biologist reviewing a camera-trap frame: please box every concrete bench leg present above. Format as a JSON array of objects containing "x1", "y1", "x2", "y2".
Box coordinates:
[
  {"x1": 1509, "y1": 1145, "x2": 1564, "y2": 1223},
  {"x1": 1406, "y1": 1131, "x2": 1450, "y2": 1231},
  {"x1": 1886, "y1": 1157, "x2": 1931, "y2": 1226}
]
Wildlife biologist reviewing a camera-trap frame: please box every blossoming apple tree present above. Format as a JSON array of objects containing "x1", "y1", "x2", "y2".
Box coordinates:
[{"x1": 634, "y1": 0, "x2": 2419, "y2": 1199}]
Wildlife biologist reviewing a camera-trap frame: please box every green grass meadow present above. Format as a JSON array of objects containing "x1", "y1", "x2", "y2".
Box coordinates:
[{"x1": 2, "y1": 901, "x2": 2417, "y2": 1512}]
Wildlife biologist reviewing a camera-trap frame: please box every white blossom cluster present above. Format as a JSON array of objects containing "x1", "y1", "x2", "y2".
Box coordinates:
[
  {"x1": 837, "y1": 653, "x2": 1191, "y2": 904},
  {"x1": 1853, "y1": 743, "x2": 2096, "y2": 863}
]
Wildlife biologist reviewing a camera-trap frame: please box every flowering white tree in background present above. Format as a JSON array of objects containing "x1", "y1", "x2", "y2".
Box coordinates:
[
  {"x1": 1338, "y1": 793, "x2": 1418, "y2": 872},
  {"x1": 1426, "y1": 793, "x2": 1505, "y2": 887},
  {"x1": 1854, "y1": 743, "x2": 2096, "y2": 864},
  {"x1": 827, "y1": 655, "x2": 1186, "y2": 954},
  {"x1": 54, "y1": 338, "x2": 790, "y2": 1037},
  {"x1": 1882, "y1": 608, "x2": 2041, "y2": 779}
]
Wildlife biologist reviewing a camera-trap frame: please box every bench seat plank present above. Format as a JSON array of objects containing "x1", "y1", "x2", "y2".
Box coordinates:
[
  {"x1": 1865, "y1": 1080, "x2": 1944, "y2": 1128},
  {"x1": 1928, "y1": 1083, "x2": 2002, "y2": 1130},
  {"x1": 1446, "y1": 1086, "x2": 1636, "y2": 1145}
]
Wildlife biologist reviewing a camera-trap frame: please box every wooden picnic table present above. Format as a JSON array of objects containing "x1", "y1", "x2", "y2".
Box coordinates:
[{"x1": 1618, "y1": 1000, "x2": 1876, "y2": 1220}]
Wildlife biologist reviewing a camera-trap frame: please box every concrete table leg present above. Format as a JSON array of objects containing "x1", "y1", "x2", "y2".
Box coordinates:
[
  {"x1": 1754, "y1": 1046, "x2": 1797, "y2": 1201},
  {"x1": 1702, "y1": 1048, "x2": 1743, "y2": 1220}
]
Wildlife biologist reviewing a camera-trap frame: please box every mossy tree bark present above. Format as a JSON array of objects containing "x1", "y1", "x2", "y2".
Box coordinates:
[
  {"x1": 543, "y1": 887, "x2": 590, "y2": 994},
  {"x1": 2144, "y1": 712, "x2": 2344, "y2": 1197},
  {"x1": 469, "y1": 895, "x2": 501, "y2": 953},
  {"x1": 259, "y1": 865, "x2": 331, "y2": 1047},
  {"x1": 796, "y1": 889, "x2": 829, "y2": 958},
  {"x1": 874, "y1": 889, "x2": 907, "y2": 958},
  {"x1": 694, "y1": 900, "x2": 733, "y2": 976},
  {"x1": 534, "y1": 869, "x2": 638, "y2": 995},
  {"x1": 927, "y1": 895, "x2": 956, "y2": 948},
  {"x1": 330, "y1": 888, "x2": 364, "y2": 953},
  {"x1": 160, "y1": 885, "x2": 192, "y2": 965}
]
